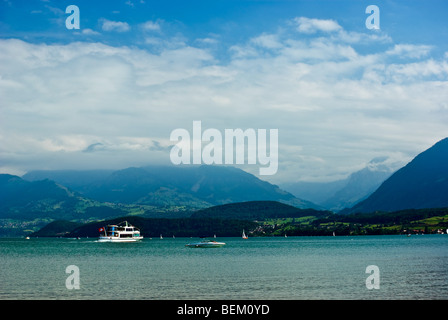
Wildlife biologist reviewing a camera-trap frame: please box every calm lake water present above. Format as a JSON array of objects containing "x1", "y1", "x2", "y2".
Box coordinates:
[{"x1": 1, "y1": 235, "x2": 447, "y2": 300}]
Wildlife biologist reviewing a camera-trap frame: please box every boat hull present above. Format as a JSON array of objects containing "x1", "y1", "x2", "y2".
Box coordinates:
[
  {"x1": 185, "y1": 241, "x2": 226, "y2": 248},
  {"x1": 98, "y1": 236, "x2": 143, "y2": 242}
]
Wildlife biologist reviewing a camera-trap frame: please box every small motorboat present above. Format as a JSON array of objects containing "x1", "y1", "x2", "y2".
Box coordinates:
[{"x1": 185, "y1": 239, "x2": 226, "y2": 248}]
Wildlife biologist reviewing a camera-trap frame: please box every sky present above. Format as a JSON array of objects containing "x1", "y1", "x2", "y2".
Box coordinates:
[{"x1": 1, "y1": 0, "x2": 448, "y2": 184}]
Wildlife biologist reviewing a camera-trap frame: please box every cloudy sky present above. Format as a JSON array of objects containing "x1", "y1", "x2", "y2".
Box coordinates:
[{"x1": 1, "y1": 0, "x2": 448, "y2": 184}]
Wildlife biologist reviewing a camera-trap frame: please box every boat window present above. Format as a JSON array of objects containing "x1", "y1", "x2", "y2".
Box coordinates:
[{"x1": 119, "y1": 234, "x2": 132, "y2": 238}]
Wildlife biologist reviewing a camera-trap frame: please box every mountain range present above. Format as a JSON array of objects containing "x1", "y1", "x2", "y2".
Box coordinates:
[
  {"x1": 280, "y1": 157, "x2": 395, "y2": 212},
  {"x1": 23, "y1": 165, "x2": 317, "y2": 210},
  {"x1": 2, "y1": 137, "x2": 448, "y2": 236},
  {"x1": 0, "y1": 174, "x2": 127, "y2": 221},
  {"x1": 2, "y1": 166, "x2": 317, "y2": 236},
  {"x1": 346, "y1": 137, "x2": 448, "y2": 213}
]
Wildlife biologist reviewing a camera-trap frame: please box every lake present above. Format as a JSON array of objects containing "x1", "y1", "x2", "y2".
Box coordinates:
[{"x1": 1, "y1": 235, "x2": 447, "y2": 300}]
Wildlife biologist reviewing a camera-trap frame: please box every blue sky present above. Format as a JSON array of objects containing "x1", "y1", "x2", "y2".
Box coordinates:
[
  {"x1": 1, "y1": 0, "x2": 448, "y2": 183},
  {"x1": 2, "y1": 1, "x2": 448, "y2": 53}
]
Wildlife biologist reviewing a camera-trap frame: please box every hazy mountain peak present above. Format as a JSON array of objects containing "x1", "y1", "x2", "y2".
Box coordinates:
[
  {"x1": 280, "y1": 157, "x2": 396, "y2": 211},
  {"x1": 346, "y1": 137, "x2": 448, "y2": 213}
]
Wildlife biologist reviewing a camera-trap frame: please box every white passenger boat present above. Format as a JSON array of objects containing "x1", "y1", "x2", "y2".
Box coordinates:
[
  {"x1": 185, "y1": 239, "x2": 226, "y2": 248},
  {"x1": 98, "y1": 221, "x2": 143, "y2": 242}
]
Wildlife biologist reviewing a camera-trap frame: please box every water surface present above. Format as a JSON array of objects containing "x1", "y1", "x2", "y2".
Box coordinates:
[{"x1": 1, "y1": 235, "x2": 447, "y2": 299}]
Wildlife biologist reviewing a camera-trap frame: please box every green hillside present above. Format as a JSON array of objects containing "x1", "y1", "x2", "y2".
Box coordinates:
[
  {"x1": 191, "y1": 200, "x2": 331, "y2": 220},
  {"x1": 32, "y1": 201, "x2": 448, "y2": 238},
  {"x1": 255, "y1": 207, "x2": 448, "y2": 236}
]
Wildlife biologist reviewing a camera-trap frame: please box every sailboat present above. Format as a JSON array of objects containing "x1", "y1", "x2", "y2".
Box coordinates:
[{"x1": 242, "y1": 230, "x2": 248, "y2": 239}]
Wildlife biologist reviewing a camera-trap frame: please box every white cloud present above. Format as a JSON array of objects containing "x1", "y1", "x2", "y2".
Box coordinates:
[
  {"x1": 386, "y1": 44, "x2": 433, "y2": 59},
  {"x1": 1, "y1": 16, "x2": 447, "y2": 183},
  {"x1": 294, "y1": 17, "x2": 342, "y2": 34},
  {"x1": 195, "y1": 37, "x2": 219, "y2": 45},
  {"x1": 141, "y1": 20, "x2": 161, "y2": 32},
  {"x1": 385, "y1": 59, "x2": 448, "y2": 82},
  {"x1": 250, "y1": 33, "x2": 283, "y2": 49},
  {"x1": 332, "y1": 29, "x2": 392, "y2": 44},
  {"x1": 101, "y1": 19, "x2": 131, "y2": 32},
  {"x1": 81, "y1": 28, "x2": 101, "y2": 36},
  {"x1": 125, "y1": 0, "x2": 134, "y2": 7}
]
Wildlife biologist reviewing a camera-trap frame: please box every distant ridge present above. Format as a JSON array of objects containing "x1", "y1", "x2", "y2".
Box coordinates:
[
  {"x1": 0, "y1": 174, "x2": 81, "y2": 219},
  {"x1": 24, "y1": 165, "x2": 319, "y2": 209},
  {"x1": 191, "y1": 200, "x2": 331, "y2": 220},
  {"x1": 0, "y1": 173, "x2": 127, "y2": 221},
  {"x1": 1, "y1": 166, "x2": 320, "y2": 236},
  {"x1": 281, "y1": 159, "x2": 393, "y2": 212},
  {"x1": 346, "y1": 138, "x2": 448, "y2": 213}
]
